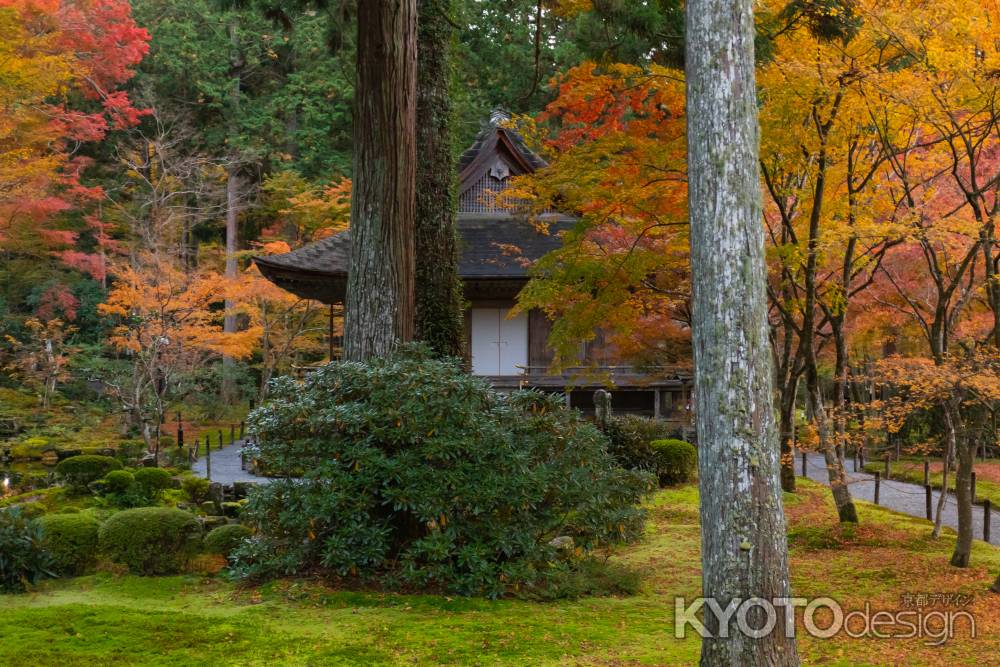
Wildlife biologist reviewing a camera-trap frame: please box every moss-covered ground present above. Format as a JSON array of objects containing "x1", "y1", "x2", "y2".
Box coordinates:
[{"x1": 1, "y1": 480, "x2": 998, "y2": 666}]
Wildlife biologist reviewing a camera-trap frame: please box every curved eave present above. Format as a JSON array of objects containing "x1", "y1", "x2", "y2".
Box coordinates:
[{"x1": 254, "y1": 257, "x2": 347, "y2": 304}]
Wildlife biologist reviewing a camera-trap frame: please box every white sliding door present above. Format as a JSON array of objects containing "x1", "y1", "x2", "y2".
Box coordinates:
[{"x1": 470, "y1": 308, "x2": 527, "y2": 376}]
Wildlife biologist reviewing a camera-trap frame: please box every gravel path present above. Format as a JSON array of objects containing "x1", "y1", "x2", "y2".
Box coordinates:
[
  {"x1": 191, "y1": 440, "x2": 273, "y2": 485},
  {"x1": 802, "y1": 452, "x2": 999, "y2": 546}
]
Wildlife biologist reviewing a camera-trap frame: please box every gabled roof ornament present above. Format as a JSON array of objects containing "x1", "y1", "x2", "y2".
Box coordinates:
[{"x1": 489, "y1": 107, "x2": 512, "y2": 127}]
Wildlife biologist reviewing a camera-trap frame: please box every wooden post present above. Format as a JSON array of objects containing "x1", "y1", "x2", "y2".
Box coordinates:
[
  {"x1": 925, "y1": 484, "x2": 932, "y2": 521},
  {"x1": 239, "y1": 421, "x2": 245, "y2": 440},
  {"x1": 205, "y1": 436, "x2": 211, "y2": 482},
  {"x1": 971, "y1": 471, "x2": 977, "y2": 504},
  {"x1": 923, "y1": 458, "x2": 929, "y2": 486},
  {"x1": 859, "y1": 447, "x2": 865, "y2": 469},
  {"x1": 884, "y1": 454, "x2": 890, "y2": 480},
  {"x1": 329, "y1": 303, "x2": 335, "y2": 361},
  {"x1": 801, "y1": 451, "x2": 807, "y2": 477},
  {"x1": 874, "y1": 471, "x2": 880, "y2": 505},
  {"x1": 230, "y1": 424, "x2": 235, "y2": 446},
  {"x1": 985, "y1": 499, "x2": 991, "y2": 543},
  {"x1": 853, "y1": 451, "x2": 857, "y2": 473},
  {"x1": 218, "y1": 430, "x2": 223, "y2": 450}
]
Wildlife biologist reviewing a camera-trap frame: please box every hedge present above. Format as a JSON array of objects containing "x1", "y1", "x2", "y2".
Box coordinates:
[
  {"x1": 35, "y1": 513, "x2": 101, "y2": 575},
  {"x1": 98, "y1": 507, "x2": 202, "y2": 575},
  {"x1": 649, "y1": 439, "x2": 697, "y2": 486},
  {"x1": 204, "y1": 524, "x2": 252, "y2": 557}
]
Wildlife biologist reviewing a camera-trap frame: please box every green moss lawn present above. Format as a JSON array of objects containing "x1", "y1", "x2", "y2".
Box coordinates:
[{"x1": 2, "y1": 481, "x2": 998, "y2": 666}]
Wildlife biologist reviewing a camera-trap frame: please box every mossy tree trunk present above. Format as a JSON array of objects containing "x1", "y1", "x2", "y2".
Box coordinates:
[
  {"x1": 686, "y1": 0, "x2": 800, "y2": 663},
  {"x1": 344, "y1": 0, "x2": 417, "y2": 361},
  {"x1": 414, "y1": 0, "x2": 464, "y2": 359}
]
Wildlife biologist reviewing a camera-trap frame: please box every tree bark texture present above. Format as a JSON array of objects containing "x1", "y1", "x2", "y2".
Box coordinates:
[
  {"x1": 686, "y1": 1, "x2": 800, "y2": 664},
  {"x1": 344, "y1": 0, "x2": 417, "y2": 361},
  {"x1": 414, "y1": 0, "x2": 465, "y2": 359}
]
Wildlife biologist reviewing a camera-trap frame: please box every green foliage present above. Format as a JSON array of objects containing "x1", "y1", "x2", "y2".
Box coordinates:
[
  {"x1": 56, "y1": 455, "x2": 122, "y2": 492},
  {"x1": 182, "y1": 476, "x2": 211, "y2": 504},
  {"x1": 0, "y1": 507, "x2": 54, "y2": 592},
  {"x1": 602, "y1": 416, "x2": 677, "y2": 472},
  {"x1": 204, "y1": 524, "x2": 252, "y2": 557},
  {"x1": 233, "y1": 346, "x2": 653, "y2": 596},
  {"x1": 648, "y1": 439, "x2": 697, "y2": 487},
  {"x1": 98, "y1": 507, "x2": 203, "y2": 575},
  {"x1": 35, "y1": 513, "x2": 101, "y2": 576},
  {"x1": 102, "y1": 470, "x2": 135, "y2": 495},
  {"x1": 133, "y1": 468, "x2": 173, "y2": 500}
]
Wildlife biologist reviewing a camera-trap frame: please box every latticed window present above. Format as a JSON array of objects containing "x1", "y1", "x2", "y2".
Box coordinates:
[{"x1": 459, "y1": 172, "x2": 509, "y2": 213}]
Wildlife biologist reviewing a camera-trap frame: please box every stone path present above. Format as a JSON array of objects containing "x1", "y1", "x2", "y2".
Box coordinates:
[
  {"x1": 802, "y1": 452, "x2": 999, "y2": 546},
  {"x1": 191, "y1": 439, "x2": 273, "y2": 485}
]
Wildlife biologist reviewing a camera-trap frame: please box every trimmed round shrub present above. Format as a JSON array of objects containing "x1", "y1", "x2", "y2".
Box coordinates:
[
  {"x1": 233, "y1": 344, "x2": 654, "y2": 597},
  {"x1": 0, "y1": 507, "x2": 53, "y2": 592},
  {"x1": 649, "y1": 439, "x2": 697, "y2": 486},
  {"x1": 35, "y1": 513, "x2": 101, "y2": 575},
  {"x1": 204, "y1": 524, "x2": 252, "y2": 557},
  {"x1": 102, "y1": 470, "x2": 135, "y2": 495},
  {"x1": 98, "y1": 507, "x2": 203, "y2": 575},
  {"x1": 133, "y1": 467, "x2": 172, "y2": 499},
  {"x1": 56, "y1": 455, "x2": 122, "y2": 491},
  {"x1": 602, "y1": 416, "x2": 676, "y2": 471},
  {"x1": 182, "y1": 476, "x2": 210, "y2": 504}
]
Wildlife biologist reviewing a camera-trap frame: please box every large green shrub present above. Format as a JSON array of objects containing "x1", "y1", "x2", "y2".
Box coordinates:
[
  {"x1": 204, "y1": 524, "x2": 252, "y2": 557},
  {"x1": 602, "y1": 416, "x2": 677, "y2": 471},
  {"x1": 55, "y1": 455, "x2": 122, "y2": 492},
  {"x1": 0, "y1": 507, "x2": 53, "y2": 592},
  {"x1": 233, "y1": 345, "x2": 654, "y2": 597},
  {"x1": 98, "y1": 507, "x2": 202, "y2": 574},
  {"x1": 35, "y1": 513, "x2": 101, "y2": 575},
  {"x1": 133, "y1": 467, "x2": 172, "y2": 500},
  {"x1": 649, "y1": 439, "x2": 697, "y2": 486}
]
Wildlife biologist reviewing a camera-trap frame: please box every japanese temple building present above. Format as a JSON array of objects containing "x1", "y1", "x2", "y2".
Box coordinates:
[{"x1": 254, "y1": 113, "x2": 691, "y2": 422}]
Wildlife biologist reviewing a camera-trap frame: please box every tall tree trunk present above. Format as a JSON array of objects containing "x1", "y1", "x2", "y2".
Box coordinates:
[
  {"x1": 343, "y1": 0, "x2": 417, "y2": 361},
  {"x1": 414, "y1": 0, "x2": 464, "y2": 359},
  {"x1": 222, "y1": 18, "x2": 244, "y2": 402},
  {"x1": 686, "y1": 0, "x2": 799, "y2": 663}
]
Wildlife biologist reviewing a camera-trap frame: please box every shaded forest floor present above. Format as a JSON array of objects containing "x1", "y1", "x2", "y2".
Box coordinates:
[{"x1": 1, "y1": 480, "x2": 998, "y2": 666}]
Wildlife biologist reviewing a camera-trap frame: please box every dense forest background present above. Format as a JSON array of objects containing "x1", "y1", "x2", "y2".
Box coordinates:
[{"x1": 0, "y1": 0, "x2": 681, "y2": 434}]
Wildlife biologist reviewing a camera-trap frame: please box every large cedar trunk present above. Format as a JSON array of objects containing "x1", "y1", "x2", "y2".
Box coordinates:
[
  {"x1": 344, "y1": 0, "x2": 417, "y2": 361},
  {"x1": 686, "y1": 0, "x2": 799, "y2": 663},
  {"x1": 414, "y1": 0, "x2": 465, "y2": 359}
]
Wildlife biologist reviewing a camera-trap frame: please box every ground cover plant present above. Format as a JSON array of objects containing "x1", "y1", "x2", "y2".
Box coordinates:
[{"x1": 1, "y1": 481, "x2": 998, "y2": 665}]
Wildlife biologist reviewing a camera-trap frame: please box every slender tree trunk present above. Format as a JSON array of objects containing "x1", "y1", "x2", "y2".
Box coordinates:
[
  {"x1": 222, "y1": 18, "x2": 244, "y2": 402},
  {"x1": 809, "y1": 381, "x2": 857, "y2": 522},
  {"x1": 949, "y1": 399, "x2": 973, "y2": 567},
  {"x1": 932, "y1": 411, "x2": 955, "y2": 538},
  {"x1": 414, "y1": 0, "x2": 464, "y2": 359},
  {"x1": 778, "y1": 372, "x2": 798, "y2": 493},
  {"x1": 686, "y1": 0, "x2": 799, "y2": 663},
  {"x1": 343, "y1": 0, "x2": 417, "y2": 361}
]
